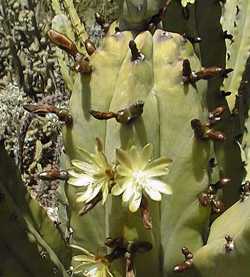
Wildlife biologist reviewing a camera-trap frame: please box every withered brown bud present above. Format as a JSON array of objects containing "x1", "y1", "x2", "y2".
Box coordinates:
[
  {"x1": 47, "y1": 30, "x2": 78, "y2": 57},
  {"x1": 84, "y1": 39, "x2": 96, "y2": 56},
  {"x1": 38, "y1": 168, "x2": 68, "y2": 181},
  {"x1": 140, "y1": 196, "x2": 152, "y2": 230},
  {"x1": 105, "y1": 237, "x2": 124, "y2": 248}
]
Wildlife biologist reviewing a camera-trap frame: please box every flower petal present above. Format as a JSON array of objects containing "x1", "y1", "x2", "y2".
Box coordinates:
[
  {"x1": 111, "y1": 179, "x2": 128, "y2": 196},
  {"x1": 141, "y1": 144, "x2": 153, "y2": 165},
  {"x1": 76, "y1": 183, "x2": 102, "y2": 203},
  {"x1": 129, "y1": 190, "x2": 142, "y2": 212},
  {"x1": 122, "y1": 181, "x2": 135, "y2": 202},
  {"x1": 145, "y1": 157, "x2": 171, "y2": 177},
  {"x1": 68, "y1": 175, "x2": 93, "y2": 187},
  {"x1": 144, "y1": 183, "x2": 162, "y2": 201},
  {"x1": 149, "y1": 179, "x2": 172, "y2": 195},
  {"x1": 71, "y1": 160, "x2": 96, "y2": 173}
]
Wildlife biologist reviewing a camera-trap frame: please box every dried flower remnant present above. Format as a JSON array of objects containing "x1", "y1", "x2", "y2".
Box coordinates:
[
  {"x1": 182, "y1": 59, "x2": 233, "y2": 85},
  {"x1": 112, "y1": 144, "x2": 172, "y2": 212},
  {"x1": 174, "y1": 247, "x2": 193, "y2": 273},
  {"x1": 90, "y1": 101, "x2": 144, "y2": 124}
]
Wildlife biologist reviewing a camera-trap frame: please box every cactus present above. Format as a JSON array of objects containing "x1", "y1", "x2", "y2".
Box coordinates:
[
  {"x1": 2, "y1": 0, "x2": 250, "y2": 276},
  {"x1": 0, "y1": 143, "x2": 70, "y2": 276}
]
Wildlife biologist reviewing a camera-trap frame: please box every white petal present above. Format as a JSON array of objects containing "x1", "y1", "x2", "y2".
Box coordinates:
[
  {"x1": 149, "y1": 179, "x2": 172, "y2": 195},
  {"x1": 111, "y1": 179, "x2": 128, "y2": 196},
  {"x1": 73, "y1": 255, "x2": 95, "y2": 263},
  {"x1": 145, "y1": 157, "x2": 170, "y2": 177},
  {"x1": 68, "y1": 175, "x2": 93, "y2": 187},
  {"x1": 129, "y1": 190, "x2": 142, "y2": 212},
  {"x1": 72, "y1": 160, "x2": 95, "y2": 173},
  {"x1": 116, "y1": 164, "x2": 131, "y2": 177},
  {"x1": 95, "y1": 151, "x2": 109, "y2": 169},
  {"x1": 76, "y1": 183, "x2": 101, "y2": 203},
  {"x1": 144, "y1": 184, "x2": 162, "y2": 201},
  {"x1": 141, "y1": 144, "x2": 153, "y2": 166},
  {"x1": 122, "y1": 182, "x2": 135, "y2": 202}
]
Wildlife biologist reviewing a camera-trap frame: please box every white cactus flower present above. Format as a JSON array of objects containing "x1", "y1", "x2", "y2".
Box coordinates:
[
  {"x1": 111, "y1": 144, "x2": 172, "y2": 212},
  {"x1": 68, "y1": 142, "x2": 113, "y2": 205},
  {"x1": 71, "y1": 245, "x2": 113, "y2": 277},
  {"x1": 181, "y1": 0, "x2": 195, "y2": 7}
]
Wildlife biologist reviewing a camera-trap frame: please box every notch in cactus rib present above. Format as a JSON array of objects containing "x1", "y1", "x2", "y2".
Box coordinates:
[
  {"x1": 225, "y1": 235, "x2": 234, "y2": 253},
  {"x1": 38, "y1": 168, "x2": 69, "y2": 181},
  {"x1": 84, "y1": 39, "x2": 96, "y2": 56},
  {"x1": 74, "y1": 54, "x2": 92, "y2": 74},
  {"x1": 183, "y1": 33, "x2": 202, "y2": 44},
  {"x1": 90, "y1": 101, "x2": 144, "y2": 124},
  {"x1": 220, "y1": 90, "x2": 231, "y2": 97},
  {"x1": 129, "y1": 40, "x2": 144, "y2": 62},
  {"x1": 198, "y1": 181, "x2": 226, "y2": 214},
  {"x1": 95, "y1": 12, "x2": 110, "y2": 33},
  {"x1": 191, "y1": 119, "x2": 225, "y2": 141},
  {"x1": 105, "y1": 237, "x2": 124, "y2": 249},
  {"x1": 173, "y1": 247, "x2": 193, "y2": 273},
  {"x1": 240, "y1": 181, "x2": 250, "y2": 201},
  {"x1": 223, "y1": 30, "x2": 234, "y2": 43}
]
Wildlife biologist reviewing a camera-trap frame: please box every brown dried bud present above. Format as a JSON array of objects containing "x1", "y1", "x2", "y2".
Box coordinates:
[
  {"x1": 105, "y1": 237, "x2": 124, "y2": 248},
  {"x1": 206, "y1": 129, "x2": 225, "y2": 141},
  {"x1": 140, "y1": 196, "x2": 152, "y2": 230},
  {"x1": 38, "y1": 168, "x2": 68, "y2": 181},
  {"x1": 89, "y1": 110, "x2": 116, "y2": 120},
  {"x1": 84, "y1": 39, "x2": 96, "y2": 56},
  {"x1": 195, "y1": 67, "x2": 233, "y2": 80},
  {"x1": 48, "y1": 30, "x2": 78, "y2": 57},
  {"x1": 116, "y1": 101, "x2": 144, "y2": 124},
  {"x1": 74, "y1": 55, "x2": 92, "y2": 74}
]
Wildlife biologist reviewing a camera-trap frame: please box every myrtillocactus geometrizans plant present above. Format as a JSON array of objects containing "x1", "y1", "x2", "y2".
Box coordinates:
[{"x1": 2, "y1": 0, "x2": 250, "y2": 276}]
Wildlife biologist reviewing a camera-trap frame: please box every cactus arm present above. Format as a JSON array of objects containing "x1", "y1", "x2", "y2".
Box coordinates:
[
  {"x1": 118, "y1": 0, "x2": 165, "y2": 31},
  {"x1": 0, "y1": 145, "x2": 69, "y2": 276},
  {"x1": 105, "y1": 30, "x2": 161, "y2": 276},
  {"x1": 192, "y1": 197, "x2": 250, "y2": 277},
  {"x1": 220, "y1": 0, "x2": 250, "y2": 111},
  {"x1": 152, "y1": 31, "x2": 210, "y2": 275},
  {"x1": 62, "y1": 29, "x2": 133, "y2": 253},
  {"x1": 195, "y1": 0, "x2": 244, "y2": 208}
]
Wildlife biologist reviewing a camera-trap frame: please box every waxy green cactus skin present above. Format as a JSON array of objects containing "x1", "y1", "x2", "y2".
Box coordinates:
[
  {"x1": 0, "y1": 145, "x2": 70, "y2": 277},
  {"x1": 56, "y1": 11, "x2": 211, "y2": 274},
  {"x1": 220, "y1": 0, "x2": 250, "y2": 112},
  {"x1": 2, "y1": 0, "x2": 250, "y2": 276}
]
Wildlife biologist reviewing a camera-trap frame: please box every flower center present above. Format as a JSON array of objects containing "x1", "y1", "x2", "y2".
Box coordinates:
[{"x1": 132, "y1": 170, "x2": 147, "y2": 185}]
